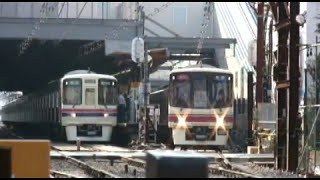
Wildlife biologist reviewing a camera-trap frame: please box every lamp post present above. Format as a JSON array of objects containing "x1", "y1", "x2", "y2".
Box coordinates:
[{"x1": 315, "y1": 36, "x2": 320, "y2": 104}]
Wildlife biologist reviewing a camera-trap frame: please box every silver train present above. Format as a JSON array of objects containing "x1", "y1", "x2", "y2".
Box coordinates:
[{"x1": 1, "y1": 70, "x2": 118, "y2": 142}]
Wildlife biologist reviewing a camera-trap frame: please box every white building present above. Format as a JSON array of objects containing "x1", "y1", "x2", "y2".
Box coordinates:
[{"x1": 300, "y1": 2, "x2": 320, "y2": 105}]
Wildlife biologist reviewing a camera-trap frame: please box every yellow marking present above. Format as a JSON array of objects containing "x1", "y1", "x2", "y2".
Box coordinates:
[{"x1": 0, "y1": 140, "x2": 50, "y2": 178}]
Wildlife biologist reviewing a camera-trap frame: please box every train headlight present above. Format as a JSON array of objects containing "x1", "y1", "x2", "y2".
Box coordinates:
[
  {"x1": 216, "y1": 117, "x2": 224, "y2": 128},
  {"x1": 104, "y1": 113, "x2": 108, "y2": 118},
  {"x1": 71, "y1": 113, "x2": 76, "y2": 118},
  {"x1": 173, "y1": 108, "x2": 191, "y2": 130},
  {"x1": 212, "y1": 108, "x2": 230, "y2": 131},
  {"x1": 177, "y1": 116, "x2": 187, "y2": 129}
]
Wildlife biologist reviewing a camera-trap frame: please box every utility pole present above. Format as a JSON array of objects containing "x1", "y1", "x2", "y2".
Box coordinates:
[
  {"x1": 256, "y1": 2, "x2": 265, "y2": 105},
  {"x1": 287, "y1": 2, "x2": 300, "y2": 172},
  {"x1": 143, "y1": 41, "x2": 149, "y2": 144},
  {"x1": 141, "y1": 9, "x2": 149, "y2": 144},
  {"x1": 248, "y1": 71, "x2": 254, "y2": 145},
  {"x1": 275, "y1": 2, "x2": 289, "y2": 170},
  {"x1": 316, "y1": 36, "x2": 319, "y2": 104},
  {"x1": 133, "y1": 6, "x2": 148, "y2": 144}
]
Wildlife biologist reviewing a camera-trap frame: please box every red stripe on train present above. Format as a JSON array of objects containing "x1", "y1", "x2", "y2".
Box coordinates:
[
  {"x1": 168, "y1": 115, "x2": 234, "y2": 123},
  {"x1": 61, "y1": 109, "x2": 117, "y2": 113}
]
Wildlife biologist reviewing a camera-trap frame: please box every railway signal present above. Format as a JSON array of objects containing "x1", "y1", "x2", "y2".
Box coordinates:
[{"x1": 131, "y1": 37, "x2": 145, "y2": 64}]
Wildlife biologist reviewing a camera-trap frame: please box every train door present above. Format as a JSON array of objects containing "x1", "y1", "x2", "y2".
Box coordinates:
[
  {"x1": 84, "y1": 88, "x2": 96, "y2": 107},
  {"x1": 79, "y1": 79, "x2": 99, "y2": 137},
  {"x1": 83, "y1": 79, "x2": 97, "y2": 109}
]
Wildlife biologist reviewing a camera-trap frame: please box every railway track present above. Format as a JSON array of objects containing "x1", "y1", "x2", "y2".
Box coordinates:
[
  {"x1": 209, "y1": 165, "x2": 262, "y2": 178},
  {"x1": 51, "y1": 155, "x2": 264, "y2": 178},
  {"x1": 51, "y1": 145, "x2": 147, "y2": 178},
  {"x1": 51, "y1": 156, "x2": 145, "y2": 178},
  {"x1": 114, "y1": 156, "x2": 261, "y2": 178},
  {"x1": 51, "y1": 144, "x2": 300, "y2": 178},
  {"x1": 83, "y1": 158, "x2": 145, "y2": 178},
  {"x1": 51, "y1": 151, "x2": 120, "y2": 178},
  {"x1": 51, "y1": 146, "x2": 145, "y2": 178},
  {"x1": 50, "y1": 170, "x2": 80, "y2": 178}
]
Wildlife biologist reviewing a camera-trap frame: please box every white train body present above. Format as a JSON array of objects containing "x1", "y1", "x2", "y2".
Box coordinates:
[
  {"x1": 60, "y1": 72, "x2": 117, "y2": 141},
  {"x1": 1, "y1": 70, "x2": 118, "y2": 142},
  {"x1": 168, "y1": 65, "x2": 234, "y2": 146}
]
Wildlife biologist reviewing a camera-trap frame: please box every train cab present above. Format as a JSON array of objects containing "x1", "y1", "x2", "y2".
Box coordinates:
[
  {"x1": 168, "y1": 64, "x2": 234, "y2": 147},
  {"x1": 60, "y1": 71, "x2": 118, "y2": 141}
]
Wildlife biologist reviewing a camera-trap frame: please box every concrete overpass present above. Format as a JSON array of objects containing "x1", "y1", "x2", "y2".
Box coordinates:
[
  {"x1": 0, "y1": 2, "x2": 143, "y2": 93},
  {"x1": 0, "y1": 2, "x2": 237, "y2": 93},
  {"x1": 0, "y1": 18, "x2": 142, "y2": 41}
]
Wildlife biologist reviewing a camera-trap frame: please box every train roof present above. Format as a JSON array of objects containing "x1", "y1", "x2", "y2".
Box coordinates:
[
  {"x1": 62, "y1": 70, "x2": 117, "y2": 81},
  {"x1": 170, "y1": 64, "x2": 232, "y2": 75},
  {"x1": 65, "y1": 70, "x2": 97, "y2": 75}
]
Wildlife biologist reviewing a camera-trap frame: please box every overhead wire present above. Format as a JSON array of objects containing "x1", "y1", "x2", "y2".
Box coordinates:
[
  {"x1": 57, "y1": 2, "x2": 88, "y2": 44},
  {"x1": 196, "y1": 2, "x2": 214, "y2": 65},
  {"x1": 79, "y1": 2, "x2": 174, "y2": 56},
  {"x1": 18, "y1": 2, "x2": 59, "y2": 56}
]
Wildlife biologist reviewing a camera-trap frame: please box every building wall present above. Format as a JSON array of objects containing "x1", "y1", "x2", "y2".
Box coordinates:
[
  {"x1": 303, "y1": 2, "x2": 320, "y2": 105},
  {"x1": 141, "y1": 2, "x2": 213, "y2": 38},
  {"x1": 143, "y1": 2, "x2": 226, "y2": 89}
]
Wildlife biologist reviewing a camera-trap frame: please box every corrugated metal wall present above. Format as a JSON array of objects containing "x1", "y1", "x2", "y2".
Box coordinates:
[{"x1": 214, "y1": 2, "x2": 256, "y2": 73}]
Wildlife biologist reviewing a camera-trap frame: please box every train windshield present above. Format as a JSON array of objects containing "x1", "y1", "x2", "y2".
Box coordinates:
[
  {"x1": 170, "y1": 73, "x2": 191, "y2": 108},
  {"x1": 170, "y1": 72, "x2": 233, "y2": 109},
  {"x1": 98, "y1": 79, "x2": 117, "y2": 105},
  {"x1": 63, "y1": 79, "x2": 82, "y2": 105},
  {"x1": 210, "y1": 74, "x2": 233, "y2": 108}
]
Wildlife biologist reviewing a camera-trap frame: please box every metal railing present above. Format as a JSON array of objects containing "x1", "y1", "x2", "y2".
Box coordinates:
[{"x1": 298, "y1": 104, "x2": 320, "y2": 174}]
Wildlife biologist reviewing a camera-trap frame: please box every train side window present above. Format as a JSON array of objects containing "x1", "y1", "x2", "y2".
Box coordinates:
[{"x1": 98, "y1": 79, "x2": 117, "y2": 105}]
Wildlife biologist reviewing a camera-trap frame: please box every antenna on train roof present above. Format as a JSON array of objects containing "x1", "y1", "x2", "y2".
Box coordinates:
[
  {"x1": 198, "y1": 57, "x2": 203, "y2": 68},
  {"x1": 88, "y1": 67, "x2": 91, "y2": 73}
]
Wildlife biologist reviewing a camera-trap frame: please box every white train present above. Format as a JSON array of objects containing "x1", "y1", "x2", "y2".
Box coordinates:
[
  {"x1": 151, "y1": 64, "x2": 234, "y2": 148},
  {"x1": 1, "y1": 70, "x2": 118, "y2": 142}
]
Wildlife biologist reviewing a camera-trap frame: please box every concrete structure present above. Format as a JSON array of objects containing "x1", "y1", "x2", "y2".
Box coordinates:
[
  {"x1": 0, "y1": 2, "x2": 246, "y2": 92},
  {"x1": 0, "y1": 2, "x2": 143, "y2": 92},
  {"x1": 141, "y1": 2, "x2": 243, "y2": 89},
  {"x1": 0, "y1": 2, "x2": 142, "y2": 42}
]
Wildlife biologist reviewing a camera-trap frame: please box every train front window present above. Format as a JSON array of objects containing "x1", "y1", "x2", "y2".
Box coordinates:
[
  {"x1": 210, "y1": 75, "x2": 233, "y2": 108},
  {"x1": 63, "y1": 79, "x2": 82, "y2": 105},
  {"x1": 170, "y1": 72, "x2": 233, "y2": 109},
  {"x1": 85, "y1": 88, "x2": 96, "y2": 105},
  {"x1": 193, "y1": 74, "x2": 208, "y2": 108},
  {"x1": 98, "y1": 79, "x2": 117, "y2": 105},
  {"x1": 170, "y1": 73, "x2": 191, "y2": 108}
]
